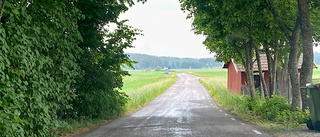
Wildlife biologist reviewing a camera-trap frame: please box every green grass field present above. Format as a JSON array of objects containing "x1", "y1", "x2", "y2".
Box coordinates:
[
  {"x1": 121, "y1": 70, "x2": 177, "y2": 113},
  {"x1": 312, "y1": 69, "x2": 320, "y2": 83},
  {"x1": 121, "y1": 71, "x2": 169, "y2": 92},
  {"x1": 185, "y1": 69, "x2": 227, "y2": 77}
]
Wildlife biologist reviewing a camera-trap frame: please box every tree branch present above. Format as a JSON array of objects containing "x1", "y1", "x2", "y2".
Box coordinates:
[
  {"x1": 0, "y1": 0, "x2": 6, "y2": 22},
  {"x1": 264, "y1": 0, "x2": 291, "y2": 39},
  {"x1": 232, "y1": 41, "x2": 246, "y2": 66}
]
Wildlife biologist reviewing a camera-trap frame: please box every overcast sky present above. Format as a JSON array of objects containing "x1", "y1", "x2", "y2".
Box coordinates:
[
  {"x1": 118, "y1": 0, "x2": 213, "y2": 58},
  {"x1": 118, "y1": 0, "x2": 320, "y2": 58}
]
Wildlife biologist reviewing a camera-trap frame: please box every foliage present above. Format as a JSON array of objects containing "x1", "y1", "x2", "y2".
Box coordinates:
[
  {"x1": 70, "y1": 0, "x2": 142, "y2": 120},
  {"x1": 180, "y1": 0, "x2": 283, "y2": 98},
  {"x1": 192, "y1": 69, "x2": 310, "y2": 130},
  {"x1": 0, "y1": 0, "x2": 82, "y2": 136},
  {"x1": 58, "y1": 71, "x2": 177, "y2": 135},
  {"x1": 154, "y1": 66, "x2": 162, "y2": 71},
  {"x1": 254, "y1": 95, "x2": 291, "y2": 121},
  {"x1": 0, "y1": 0, "x2": 143, "y2": 136}
]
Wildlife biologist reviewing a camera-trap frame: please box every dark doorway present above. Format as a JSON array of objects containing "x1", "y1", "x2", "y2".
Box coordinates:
[{"x1": 254, "y1": 75, "x2": 260, "y2": 88}]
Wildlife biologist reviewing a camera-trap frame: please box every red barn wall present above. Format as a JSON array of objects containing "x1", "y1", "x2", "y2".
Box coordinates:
[
  {"x1": 227, "y1": 62, "x2": 242, "y2": 94},
  {"x1": 241, "y1": 72, "x2": 247, "y2": 85}
]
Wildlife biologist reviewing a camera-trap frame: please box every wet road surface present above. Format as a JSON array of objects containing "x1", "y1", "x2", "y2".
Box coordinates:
[{"x1": 78, "y1": 73, "x2": 275, "y2": 137}]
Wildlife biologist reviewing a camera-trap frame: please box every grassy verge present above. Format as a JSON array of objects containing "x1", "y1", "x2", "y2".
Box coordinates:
[
  {"x1": 59, "y1": 71, "x2": 177, "y2": 136},
  {"x1": 187, "y1": 69, "x2": 310, "y2": 131},
  {"x1": 124, "y1": 73, "x2": 177, "y2": 113}
]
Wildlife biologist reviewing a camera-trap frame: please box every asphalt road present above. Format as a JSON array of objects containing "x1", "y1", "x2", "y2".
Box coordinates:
[{"x1": 78, "y1": 73, "x2": 275, "y2": 137}]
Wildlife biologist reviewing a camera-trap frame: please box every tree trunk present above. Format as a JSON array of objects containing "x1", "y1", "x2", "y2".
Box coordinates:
[
  {"x1": 255, "y1": 48, "x2": 268, "y2": 98},
  {"x1": 281, "y1": 59, "x2": 291, "y2": 102},
  {"x1": 270, "y1": 39, "x2": 279, "y2": 96},
  {"x1": 232, "y1": 39, "x2": 255, "y2": 98},
  {"x1": 263, "y1": 41, "x2": 275, "y2": 97},
  {"x1": 276, "y1": 66, "x2": 282, "y2": 95},
  {"x1": 244, "y1": 39, "x2": 255, "y2": 98},
  {"x1": 288, "y1": 24, "x2": 301, "y2": 110},
  {"x1": 298, "y1": 0, "x2": 313, "y2": 112}
]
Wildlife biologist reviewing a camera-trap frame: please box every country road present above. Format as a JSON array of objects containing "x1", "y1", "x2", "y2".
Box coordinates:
[{"x1": 78, "y1": 73, "x2": 275, "y2": 137}]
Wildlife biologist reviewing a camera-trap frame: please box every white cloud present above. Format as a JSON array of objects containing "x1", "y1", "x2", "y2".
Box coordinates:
[{"x1": 119, "y1": 0, "x2": 213, "y2": 58}]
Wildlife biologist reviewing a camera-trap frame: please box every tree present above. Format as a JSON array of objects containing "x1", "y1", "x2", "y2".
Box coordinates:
[
  {"x1": 180, "y1": 0, "x2": 284, "y2": 98},
  {"x1": 298, "y1": 0, "x2": 314, "y2": 111},
  {"x1": 265, "y1": 0, "x2": 320, "y2": 110},
  {"x1": 0, "y1": 0, "x2": 82, "y2": 135},
  {"x1": 71, "y1": 0, "x2": 142, "y2": 119},
  {"x1": 264, "y1": 0, "x2": 302, "y2": 110}
]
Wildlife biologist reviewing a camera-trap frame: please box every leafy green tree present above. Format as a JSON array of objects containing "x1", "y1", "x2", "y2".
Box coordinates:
[
  {"x1": 71, "y1": 0, "x2": 142, "y2": 119},
  {"x1": 180, "y1": 0, "x2": 280, "y2": 98},
  {"x1": 265, "y1": 0, "x2": 320, "y2": 110},
  {"x1": 0, "y1": 0, "x2": 82, "y2": 136},
  {"x1": 298, "y1": 0, "x2": 316, "y2": 111}
]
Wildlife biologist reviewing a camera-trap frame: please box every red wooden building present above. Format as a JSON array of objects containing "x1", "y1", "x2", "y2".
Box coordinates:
[{"x1": 222, "y1": 54, "x2": 318, "y2": 94}]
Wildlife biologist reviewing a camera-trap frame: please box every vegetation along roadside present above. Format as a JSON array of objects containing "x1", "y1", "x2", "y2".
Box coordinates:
[
  {"x1": 59, "y1": 71, "x2": 177, "y2": 136},
  {"x1": 187, "y1": 69, "x2": 313, "y2": 132}
]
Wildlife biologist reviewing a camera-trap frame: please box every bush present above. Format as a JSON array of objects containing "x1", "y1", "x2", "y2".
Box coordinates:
[
  {"x1": 0, "y1": 1, "x2": 82, "y2": 136},
  {"x1": 154, "y1": 66, "x2": 162, "y2": 71},
  {"x1": 254, "y1": 95, "x2": 291, "y2": 121}
]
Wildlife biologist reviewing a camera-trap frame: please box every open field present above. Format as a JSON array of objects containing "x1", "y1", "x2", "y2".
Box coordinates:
[
  {"x1": 185, "y1": 69, "x2": 227, "y2": 77},
  {"x1": 121, "y1": 71, "x2": 170, "y2": 92},
  {"x1": 121, "y1": 71, "x2": 178, "y2": 113},
  {"x1": 312, "y1": 69, "x2": 320, "y2": 83}
]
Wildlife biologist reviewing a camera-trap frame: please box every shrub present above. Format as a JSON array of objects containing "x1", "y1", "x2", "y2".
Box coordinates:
[
  {"x1": 0, "y1": 1, "x2": 82, "y2": 136},
  {"x1": 254, "y1": 95, "x2": 291, "y2": 121},
  {"x1": 154, "y1": 66, "x2": 162, "y2": 71}
]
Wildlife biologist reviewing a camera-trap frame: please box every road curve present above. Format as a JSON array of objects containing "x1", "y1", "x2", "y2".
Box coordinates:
[{"x1": 78, "y1": 73, "x2": 275, "y2": 137}]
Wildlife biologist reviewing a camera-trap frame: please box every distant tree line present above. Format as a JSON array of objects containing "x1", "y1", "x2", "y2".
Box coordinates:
[{"x1": 126, "y1": 53, "x2": 223, "y2": 69}]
